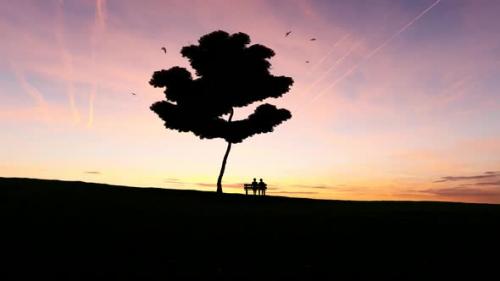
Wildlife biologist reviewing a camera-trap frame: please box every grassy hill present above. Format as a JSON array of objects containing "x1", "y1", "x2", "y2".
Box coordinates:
[{"x1": 2, "y1": 177, "x2": 500, "y2": 280}]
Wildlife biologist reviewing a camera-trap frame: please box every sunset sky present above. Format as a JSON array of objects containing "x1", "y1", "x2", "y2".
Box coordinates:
[{"x1": 1, "y1": 0, "x2": 500, "y2": 203}]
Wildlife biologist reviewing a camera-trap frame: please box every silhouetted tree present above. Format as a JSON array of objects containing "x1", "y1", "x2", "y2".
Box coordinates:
[{"x1": 150, "y1": 31, "x2": 293, "y2": 194}]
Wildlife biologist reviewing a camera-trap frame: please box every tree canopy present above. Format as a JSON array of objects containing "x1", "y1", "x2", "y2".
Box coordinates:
[{"x1": 150, "y1": 30, "x2": 293, "y2": 143}]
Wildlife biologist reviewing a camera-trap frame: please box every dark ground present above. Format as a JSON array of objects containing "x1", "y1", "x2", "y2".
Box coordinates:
[{"x1": 1, "y1": 177, "x2": 500, "y2": 280}]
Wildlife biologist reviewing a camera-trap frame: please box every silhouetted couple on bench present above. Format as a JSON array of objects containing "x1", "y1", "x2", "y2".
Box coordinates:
[{"x1": 244, "y1": 178, "x2": 267, "y2": 196}]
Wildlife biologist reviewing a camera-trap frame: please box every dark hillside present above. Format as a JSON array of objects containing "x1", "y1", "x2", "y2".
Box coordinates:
[{"x1": 1, "y1": 177, "x2": 499, "y2": 280}]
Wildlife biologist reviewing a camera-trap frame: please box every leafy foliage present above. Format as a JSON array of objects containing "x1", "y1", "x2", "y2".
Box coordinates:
[{"x1": 150, "y1": 31, "x2": 293, "y2": 143}]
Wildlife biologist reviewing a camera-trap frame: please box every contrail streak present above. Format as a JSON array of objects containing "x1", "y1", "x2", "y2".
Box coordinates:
[
  {"x1": 308, "y1": 33, "x2": 350, "y2": 73},
  {"x1": 56, "y1": 0, "x2": 81, "y2": 123},
  {"x1": 61, "y1": 50, "x2": 80, "y2": 123},
  {"x1": 304, "y1": 40, "x2": 360, "y2": 94},
  {"x1": 87, "y1": 0, "x2": 107, "y2": 128},
  {"x1": 10, "y1": 62, "x2": 49, "y2": 120},
  {"x1": 95, "y1": 0, "x2": 107, "y2": 29},
  {"x1": 302, "y1": 0, "x2": 442, "y2": 110},
  {"x1": 87, "y1": 91, "x2": 95, "y2": 128},
  {"x1": 362, "y1": 0, "x2": 441, "y2": 63}
]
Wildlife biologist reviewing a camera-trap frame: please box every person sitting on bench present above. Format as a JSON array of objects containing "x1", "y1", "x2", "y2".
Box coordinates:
[
  {"x1": 251, "y1": 178, "x2": 258, "y2": 195},
  {"x1": 258, "y1": 178, "x2": 267, "y2": 196}
]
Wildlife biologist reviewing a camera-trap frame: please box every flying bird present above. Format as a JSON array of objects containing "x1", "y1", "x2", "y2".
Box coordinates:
[
  {"x1": 131, "y1": 92, "x2": 136, "y2": 96},
  {"x1": 310, "y1": 38, "x2": 317, "y2": 41},
  {"x1": 285, "y1": 31, "x2": 292, "y2": 37},
  {"x1": 161, "y1": 47, "x2": 167, "y2": 53},
  {"x1": 306, "y1": 60, "x2": 310, "y2": 64}
]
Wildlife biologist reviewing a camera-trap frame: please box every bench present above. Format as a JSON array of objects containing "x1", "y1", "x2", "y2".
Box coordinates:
[{"x1": 243, "y1": 183, "x2": 267, "y2": 196}]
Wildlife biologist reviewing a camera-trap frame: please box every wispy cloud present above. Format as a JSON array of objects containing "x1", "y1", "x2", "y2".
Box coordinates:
[
  {"x1": 194, "y1": 182, "x2": 244, "y2": 189},
  {"x1": 165, "y1": 177, "x2": 181, "y2": 182},
  {"x1": 271, "y1": 191, "x2": 319, "y2": 195},
  {"x1": 290, "y1": 183, "x2": 363, "y2": 192},
  {"x1": 87, "y1": 92, "x2": 95, "y2": 128},
  {"x1": 87, "y1": 0, "x2": 107, "y2": 128},
  {"x1": 425, "y1": 171, "x2": 500, "y2": 202},
  {"x1": 434, "y1": 171, "x2": 500, "y2": 183},
  {"x1": 162, "y1": 179, "x2": 245, "y2": 190},
  {"x1": 291, "y1": 183, "x2": 331, "y2": 190},
  {"x1": 95, "y1": 0, "x2": 107, "y2": 27},
  {"x1": 56, "y1": 0, "x2": 80, "y2": 123},
  {"x1": 474, "y1": 181, "x2": 500, "y2": 187},
  {"x1": 164, "y1": 178, "x2": 184, "y2": 184},
  {"x1": 10, "y1": 63, "x2": 49, "y2": 121},
  {"x1": 420, "y1": 186, "x2": 500, "y2": 198}
]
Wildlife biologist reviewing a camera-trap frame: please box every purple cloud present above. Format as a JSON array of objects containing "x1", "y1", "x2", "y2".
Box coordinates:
[
  {"x1": 420, "y1": 186, "x2": 500, "y2": 197},
  {"x1": 434, "y1": 171, "x2": 500, "y2": 183}
]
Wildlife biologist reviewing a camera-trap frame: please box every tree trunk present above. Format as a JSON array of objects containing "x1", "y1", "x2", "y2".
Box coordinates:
[{"x1": 216, "y1": 108, "x2": 234, "y2": 194}]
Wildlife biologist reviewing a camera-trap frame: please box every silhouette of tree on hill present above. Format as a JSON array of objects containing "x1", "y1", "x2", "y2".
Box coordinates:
[{"x1": 150, "y1": 30, "x2": 294, "y2": 193}]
